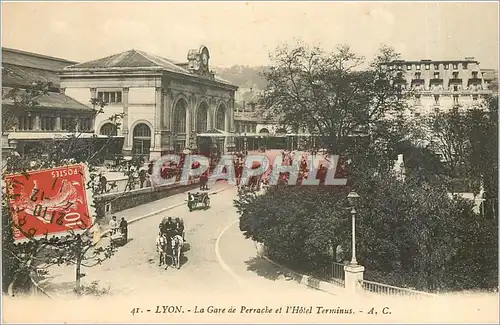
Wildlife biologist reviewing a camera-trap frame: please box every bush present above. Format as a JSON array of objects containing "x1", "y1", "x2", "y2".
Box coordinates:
[
  {"x1": 73, "y1": 280, "x2": 110, "y2": 297},
  {"x1": 235, "y1": 169, "x2": 498, "y2": 292}
]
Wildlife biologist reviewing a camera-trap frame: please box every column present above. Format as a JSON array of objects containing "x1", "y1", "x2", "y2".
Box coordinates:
[
  {"x1": 207, "y1": 98, "x2": 214, "y2": 130},
  {"x1": 151, "y1": 87, "x2": 163, "y2": 160},
  {"x1": 163, "y1": 89, "x2": 173, "y2": 152},
  {"x1": 34, "y1": 116, "x2": 41, "y2": 131},
  {"x1": 55, "y1": 117, "x2": 61, "y2": 131},
  {"x1": 122, "y1": 87, "x2": 132, "y2": 157},
  {"x1": 185, "y1": 105, "x2": 191, "y2": 149},
  {"x1": 163, "y1": 90, "x2": 172, "y2": 131}
]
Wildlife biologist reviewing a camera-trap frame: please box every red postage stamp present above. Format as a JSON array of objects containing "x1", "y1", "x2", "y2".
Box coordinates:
[{"x1": 4, "y1": 164, "x2": 93, "y2": 242}]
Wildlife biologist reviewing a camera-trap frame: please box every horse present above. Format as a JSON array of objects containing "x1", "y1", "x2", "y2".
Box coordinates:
[
  {"x1": 171, "y1": 234, "x2": 184, "y2": 269},
  {"x1": 156, "y1": 233, "x2": 169, "y2": 269}
]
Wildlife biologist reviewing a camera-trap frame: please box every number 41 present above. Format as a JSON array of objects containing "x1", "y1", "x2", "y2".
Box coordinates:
[{"x1": 130, "y1": 308, "x2": 141, "y2": 315}]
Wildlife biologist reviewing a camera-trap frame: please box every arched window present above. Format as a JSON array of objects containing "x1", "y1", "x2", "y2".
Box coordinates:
[
  {"x1": 259, "y1": 128, "x2": 270, "y2": 134},
  {"x1": 100, "y1": 123, "x2": 118, "y2": 136},
  {"x1": 133, "y1": 124, "x2": 151, "y2": 138},
  {"x1": 197, "y1": 103, "x2": 208, "y2": 133},
  {"x1": 276, "y1": 128, "x2": 287, "y2": 135},
  {"x1": 216, "y1": 104, "x2": 226, "y2": 130},
  {"x1": 173, "y1": 99, "x2": 187, "y2": 134},
  {"x1": 132, "y1": 123, "x2": 151, "y2": 159}
]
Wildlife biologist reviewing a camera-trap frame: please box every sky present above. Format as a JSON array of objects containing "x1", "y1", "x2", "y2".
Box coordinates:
[{"x1": 1, "y1": 1, "x2": 499, "y2": 69}]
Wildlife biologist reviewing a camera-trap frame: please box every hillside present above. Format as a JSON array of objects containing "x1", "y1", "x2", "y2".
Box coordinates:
[{"x1": 214, "y1": 65, "x2": 269, "y2": 90}]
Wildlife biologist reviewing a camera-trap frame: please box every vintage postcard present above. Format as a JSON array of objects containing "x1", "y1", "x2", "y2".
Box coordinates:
[{"x1": 1, "y1": 1, "x2": 499, "y2": 323}]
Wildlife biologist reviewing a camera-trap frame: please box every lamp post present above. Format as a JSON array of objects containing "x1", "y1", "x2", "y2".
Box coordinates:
[
  {"x1": 347, "y1": 191, "x2": 360, "y2": 265},
  {"x1": 243, "y1": 132, "x2": 248, "y2": 153}
]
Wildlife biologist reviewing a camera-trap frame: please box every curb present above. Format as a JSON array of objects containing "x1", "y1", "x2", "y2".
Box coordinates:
[
  {"x1": 99, "y1": 184, "x2": 236, "y2": 239},
  {"x1": 262, "y1": 255, "x2": 346, "y2": 296}
]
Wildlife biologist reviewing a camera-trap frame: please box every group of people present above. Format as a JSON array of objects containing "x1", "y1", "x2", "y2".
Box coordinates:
[
  {"x1": 158, "y1": 216, "x2": 185, "y2": 242},
  {"x1": 108, "y1": 215, "x2": 128, "y2": 242}
]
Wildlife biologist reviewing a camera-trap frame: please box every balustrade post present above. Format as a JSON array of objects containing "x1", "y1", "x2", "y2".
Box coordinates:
[{"x1": 343, "y1": 264, "x2": 364, "y2": 295}]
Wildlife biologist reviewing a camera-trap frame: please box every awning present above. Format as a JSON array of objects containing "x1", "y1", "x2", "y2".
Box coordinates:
[
  {"x1": 7, "y1": 132, "x2": 124, "y2": 141},
  {"x1": 197, "y1": 129, "x2": 234, "y2": 137}
]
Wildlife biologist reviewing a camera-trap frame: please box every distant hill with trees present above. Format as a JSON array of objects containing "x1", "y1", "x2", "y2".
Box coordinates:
[{"x1": 214, "y1": 65, "x2": 268, "y2": 90}]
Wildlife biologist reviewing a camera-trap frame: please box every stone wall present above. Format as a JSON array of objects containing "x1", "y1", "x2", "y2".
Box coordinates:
[{"x1": 93, "y1": 179, "x2": 200, "y2": 219}]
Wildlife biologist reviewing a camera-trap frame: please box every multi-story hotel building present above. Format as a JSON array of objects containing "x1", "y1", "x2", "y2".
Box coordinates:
[
  {"x1": 60, "y1": 45, "x2": 238, "y2": 161},
  {"x1": 385, "y1": 57, "x2": 494, "y2": 117}
]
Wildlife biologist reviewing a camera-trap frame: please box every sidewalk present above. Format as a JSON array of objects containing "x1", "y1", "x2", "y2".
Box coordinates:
[{"x1": 97, "y1": 181, "x2": 233, "y2": 235}]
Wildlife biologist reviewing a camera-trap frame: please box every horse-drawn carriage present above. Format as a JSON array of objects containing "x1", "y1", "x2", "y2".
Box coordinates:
[
  {"x1": 187, "y1": 192, "x2": 211, "y2": 211},
  {"x1": 156, "y1": 217, "x2": 186, "y2": 269}
]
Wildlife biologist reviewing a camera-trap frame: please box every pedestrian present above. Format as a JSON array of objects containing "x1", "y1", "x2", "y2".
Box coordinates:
[
  {"x1": 99, "y1": 174, "x2": 108, "y2": 194},
  {"x1": 119, "y1": 217, "x2": 128, "y2": 242},
  {"x1": 108, "y1": 216, "x2": 119, "y2": 235},
  {"x1": 139, "y1": 169, "x2": 146, "y2": 188}
]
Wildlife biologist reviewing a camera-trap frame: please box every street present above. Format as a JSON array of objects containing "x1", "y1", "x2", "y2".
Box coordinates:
[{"x1": 43, "y1": 185, "x2": 334, "y2": 298}]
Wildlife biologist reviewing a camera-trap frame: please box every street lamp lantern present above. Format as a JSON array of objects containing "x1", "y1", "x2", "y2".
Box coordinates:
[
  {"x1": 347, "y1": 191, "x2": 360, "y2": 207},
  {"x1": 347, "y1": 191, "x2": 360, "y2": 265}
]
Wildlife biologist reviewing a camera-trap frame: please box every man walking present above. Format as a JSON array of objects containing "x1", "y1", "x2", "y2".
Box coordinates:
[{"x1": 119, "y1": 217, "x2": 128, "y2": 242}]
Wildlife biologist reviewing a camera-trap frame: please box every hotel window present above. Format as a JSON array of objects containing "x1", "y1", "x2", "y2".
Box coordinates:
[
  {"x1": 434, "y1": 95, "x2": 440, "y2": 106},
  {"x1": 416, "y1": 64, "x2": 421, "y2": 71},
  {"x1": 453, "y1": 85, "x2": 458, "y2": 92},
  {"x1": 252, "y1": 124, "x2": 256, "y2": 133},
  {"x1": 472, "y1": 94, "x2": 478, "y2": 102},
  {"x1": 444, "y1": 64, "x2": 449, "y2": 70},
  {"x1": 406, "y1": 64, "x2": 412, "y2": 70},
  {"x1": 397, "y1": 65, "x2": 402, "y2": 71},
  {"x1": 235, "y1": 124, "x2": 240, "y2": 133},
  {"x1": 453, "y1": 63, "x2": 458, "y2": 70},
  {"x1": 472, "y1": 71, "x2": 478, "y2": 78},
  {"x1": 17, "y1": 115, "x2": 33, "y2": 131},
  {"x1": 453, "y1": 95, "x2": 459, "y2": 105},
  {"x1": 79, "y1": 118, "x2": 93, "y2": 132},
  {"x1": 97, "y1": 91, "x2": 122, "y2": 103},
  {"x1": 434, "y1": 64, "x2": 439, "y2": 70},
  {"x1": 452, "y1": 72, "x2": 459, "y2": 79},
  {"x1": 425, "y1": 64, "x2": 430, "y2": 70},
  {"x1": 41, "y1": 117, "x2": 56, "y2": 131},
  {"x1": 415, "y1": 72, "x2": 421, "y2": 79},
  {"x1": 61, "y1": 117, "x2": 76, "y2": 131},
  {"x1": 462, "y1": 63, "x2": 468, "y2": 69},
  {"x1": 433, "y1": 72, "x2": 440, "y2": 79}
]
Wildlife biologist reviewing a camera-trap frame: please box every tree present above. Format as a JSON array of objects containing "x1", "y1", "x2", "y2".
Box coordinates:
[
  {"x1": 424, "y1": 96, "x2": 498, "y2": 199},
  {"x1": 424, "y1": 109, "x2": 471, "y2": 183},
  {"x1": 2, "y1": 81, "x2": 51, "y2": 135},
  {"x1": 236, "y1": 185, "x2": 350, "y2": 270},
  {"x1": 2, "y1": 82, "x2": 127, "y2": 294},
  {"x1": 261, "y1": 42, "x2": 412, "y2": 165}
]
